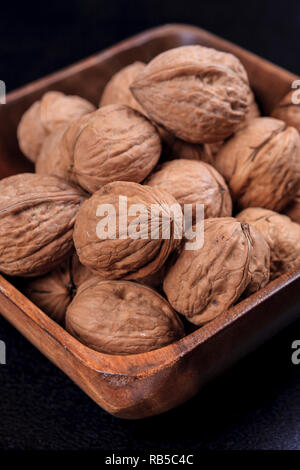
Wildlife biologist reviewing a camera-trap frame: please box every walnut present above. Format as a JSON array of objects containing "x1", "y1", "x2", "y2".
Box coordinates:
[
  {"x1": 99, "y1": 62, "x2": 174, "y2": 145},
  {"x1": 23, "y1": 253, "x2": 92, "y2": 324},
  {"x1": 73, "y1": 181, "x2": 183, "y2": 280},
  {"x1": 146, "y1": 159, "x2": 232, "y2": 221},
  {"x1": 214, "y1": 117, "x2": 300, "y2": 211},
  {"x1": 39, "y1": 91, "x2": 96, "y2": 133},
  {"x1": 237, "y1": 207, "x2": 300, "y2": 279},
  {"x1": 17, "y1": 91, "x2": 95, "y2": 162},
  {"x1": 17, "y1": 101, "x2": 46, "y2": 163},
  {"x1": 271, "y1": 90, "x2": 300, "y2": 132},
  {"x1": 0, "y1": 173, "x2": 85, "y2": 277},
  {"x1": 35, "y1": 124, "x2": 69, "y2": 180},
  {"x1": 163, "y1": 217, "x2": 270, "y2": 325},
  {"x1": 99, "y1": 62, "x2": 146, "y2": 114},
  {"x1": 66, "y1": 279, "x2": 184, "y2": 354},
  {"x1": 130, "y1": 45, "x2": 251, "y2": 143},
  {"x1": 35, "y1": 105, "x2": 161, "y2": 194}
]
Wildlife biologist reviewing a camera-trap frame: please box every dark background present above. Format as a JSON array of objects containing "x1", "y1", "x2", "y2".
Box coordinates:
[{"x1": 1, "y1": 0, "x2": 300, "y2": 451}]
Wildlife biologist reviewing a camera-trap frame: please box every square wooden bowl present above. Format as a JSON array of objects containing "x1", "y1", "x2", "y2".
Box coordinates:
[{"x1": 0, "y1": 24, "x2": 299, "y2": 419}]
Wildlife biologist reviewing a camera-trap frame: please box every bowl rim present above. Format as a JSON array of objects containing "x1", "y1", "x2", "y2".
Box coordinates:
[{"x1": 1, "y1": 23, "x2": 300, "y2": 380}]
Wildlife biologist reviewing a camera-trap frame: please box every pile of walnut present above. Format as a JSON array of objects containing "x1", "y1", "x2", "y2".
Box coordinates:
[{"x1": 1, "y1": 45, "x2": 299, "y2": 355}]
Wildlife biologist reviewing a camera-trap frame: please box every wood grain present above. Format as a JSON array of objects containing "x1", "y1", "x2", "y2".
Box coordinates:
[{"x1": 0, "y1": 24, "x2": 299, "y2": 419}]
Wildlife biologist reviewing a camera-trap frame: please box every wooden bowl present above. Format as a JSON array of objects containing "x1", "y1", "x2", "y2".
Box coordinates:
[{"x1": 0, "y1": 24, "x2": 299, "y2": 419}]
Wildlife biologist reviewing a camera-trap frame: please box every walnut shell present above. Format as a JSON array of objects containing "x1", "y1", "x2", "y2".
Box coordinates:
[
  {"x1": 23, "y1": 253, "x2": 92, "y2": 324},
  {"x1": 99, "y1": 63, "x2": 175, "y2": 146},
  {"x1": 131, "y1": 45, "x2": 250, "y2": 143},
  {"x1": 17, "y1": 101, "x2": 47, "y2": 163},
  {"x1": 66, "y1": 279, "x2": 184, "y2": 355},
  {"x1": 146, "y1": 159, "x2": 232, "y2": 221},
  {"x1": 35, "y1": 124, "x2": 69, "y2": 180},
  {"x1": 99, "y1": 62, "x2": 146, "y2": 114},
  {"x1": 36, "y1": 105, "x2": 161, "y2": 194},
  {"x1": 0, "y1": 173, "x2": 85, "y2": 277},
  {"x1": 69, "y1": 105, "x2": 161, "y2": 193},
  {"x1": 237, "y1": 207, "x2": 300, "y2": 279},
  {"x1": 271, "y1": 90, "x2": 300, "y2": 132},
  {"x1": 73, "y1": 181, "x2": 183, "y2": 280},
  {"x1": 163, "y1": 217, "x2": 270, "y2": 325},
  {"x1": 39, "y1": 91, "x2": 95, "y2": 133},
  {"x1": 17, "y1": 91, "x2": 95, "y2": 162},
  {"x1": 214, "y1": 117, "x2": 300, "y2": 211}
]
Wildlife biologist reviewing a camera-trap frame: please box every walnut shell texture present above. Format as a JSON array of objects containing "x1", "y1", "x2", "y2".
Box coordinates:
[
  {"x1": 237, "y1": 207, "x2": 300, "y2": 279},
  {"x1": 163, "y1": 217, "x2": 270, "y2": 325},
  {"x1": 17, "y1": 91, "x2": 95, "y2": 162},
  {"x1": 23, "y1": 253, "x2": 92, "y2": 324},
  {"x1": 35, "y1": 114, "x2": 92, "y2": 185},
  {"x1": 39, "y1": 91, "x2": 95, "y2": 133},
  {"x1": 131, "y1": 45, "x2": 250, "y2": 143},
  {"x1": 0, "y1": 173, "x2": 85, "y2": 277},
  {"x1": 35, "y1": 124, "x2": 69, "y2": 180},
  {"x1": 214, "y1": 117, "x2": 300, "y2": 211},
  {"x1": 271, "y1": 90, "x2": 300, "y2": 132},
  {"x1": 73, "y1": 181, "x2": 183, "y2": 280},
  {"x1": 38, "y1": 105, "x2": 162, "y2": 194},
  {"x1": 17, "y1": 101, "x2": 47, "y2": 162},
  {"x1": 70, "y1": 105, "x2": 161, "y2": 193},
  {"x1": 146, "y1": 159, "x2": 232, "y2": 221},
  {"x1": 66, "y1": 279, "x2": 184, "y2": 355},
  {"x1": 99, "y1": 63, "x2": 175, "y2": 145},
  {"x1": 99, "y1": 62, "x2": 146, "y2": 114}
]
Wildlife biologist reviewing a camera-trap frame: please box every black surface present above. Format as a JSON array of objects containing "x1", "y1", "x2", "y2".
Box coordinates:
[{"x1": 0, "y1": 0, "x2": 300, "y2": 451}]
